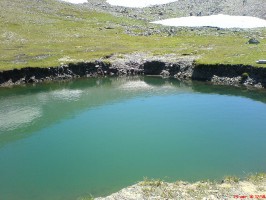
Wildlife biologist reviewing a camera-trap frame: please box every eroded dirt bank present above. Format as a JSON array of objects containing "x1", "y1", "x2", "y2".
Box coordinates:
[{"x1": 1, "y1": 54, "x2": 266, "y2": 88}]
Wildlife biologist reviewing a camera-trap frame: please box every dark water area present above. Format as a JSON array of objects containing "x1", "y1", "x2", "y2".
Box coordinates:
[{"x1": 0, "y1": 77, "x2": 266, "y2": 200}]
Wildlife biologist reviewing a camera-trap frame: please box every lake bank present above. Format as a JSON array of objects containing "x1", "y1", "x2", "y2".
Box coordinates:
[
  {"x1": 1, "y1": 53, "x2": 266, "y2": 89},
  {"x1": 94, "y1": 175, "x2": 266, "y2": 200}
]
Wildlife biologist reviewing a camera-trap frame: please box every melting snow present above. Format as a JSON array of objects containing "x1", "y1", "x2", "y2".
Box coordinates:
[{"x1": 151, "y1": 14, "x2": 266, "y2": 29}]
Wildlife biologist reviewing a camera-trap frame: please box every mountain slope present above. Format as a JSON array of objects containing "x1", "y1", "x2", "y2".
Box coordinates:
[
  {"x1": 85, "y1": 0, "x2": 266, "y2": 21},
  {"x1": 0, "y1": 0, "x2": 265, "y2": 70}
]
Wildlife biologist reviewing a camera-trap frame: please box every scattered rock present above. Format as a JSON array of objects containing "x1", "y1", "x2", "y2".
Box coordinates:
[
  {"x1": 211, "y1": 75, "x2": 242, "y2": 86},
  {"x1": 27, "y1": 76, "x2": 37, "y2": 83},
  {"x1": 160, "y1": 70, "x2": 170, "y2": 77},
  {"x1": 104, "y1": 26, "x2": 115, "y2": 29},
  {"x1": 247, "y1": 38, "x2": 260, "y2": 44}
]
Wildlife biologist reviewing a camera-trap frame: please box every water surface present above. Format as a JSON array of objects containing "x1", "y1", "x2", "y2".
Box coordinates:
[{"x1": 0, "y1": 77, "x2": 266, "y2": 200}]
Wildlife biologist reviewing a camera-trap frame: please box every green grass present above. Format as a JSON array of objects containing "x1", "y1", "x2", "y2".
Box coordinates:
[
  {"x1": 140, "y1": 177, "x2": 163, "y2": 187},
  {"x1": 247, "y1": 173, "x2": 266, "y2": 183},
  {"x1": 1, "y1": 0, "x2": 266, "y2": 70},
  {"x1": 76, "y1": 195, "x2": 94, "y2": 200},
  {"x1": 223, "y1": 175, "x2": 240, "y2": 183}
]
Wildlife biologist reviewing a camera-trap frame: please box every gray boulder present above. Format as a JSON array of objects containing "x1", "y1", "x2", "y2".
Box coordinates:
[{"x1": 248, "y1": 38, "x2": 260, "y2": 44}]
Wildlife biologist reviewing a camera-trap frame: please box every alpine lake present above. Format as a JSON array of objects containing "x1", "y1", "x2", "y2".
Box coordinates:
[{"x1": 0, "y1": 76, "x2": 266, "y2": 200}]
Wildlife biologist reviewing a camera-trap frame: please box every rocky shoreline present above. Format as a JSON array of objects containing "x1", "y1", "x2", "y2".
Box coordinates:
[
  {"x1": 1, "y1": 53, "x2": 266, "y2": 89},
  {"x1": 93, "y1": 175, "x2": 266, "y2": 200}
]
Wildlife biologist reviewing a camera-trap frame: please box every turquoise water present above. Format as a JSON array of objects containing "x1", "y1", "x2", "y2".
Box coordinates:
[{"x1": 0, "y1": 77, "x2": 266, "y2": 200}]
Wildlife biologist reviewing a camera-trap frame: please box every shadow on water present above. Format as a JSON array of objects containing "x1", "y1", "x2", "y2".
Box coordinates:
[
  {"x1": 1, "y1": 76, "x2": 266, "y2": 147},
  {"x1": 190, "y1": 80, "x2": 266, "y2": 104},
  {"x1": 145, "y1": 76, "x2": 266, "y2": 103}
]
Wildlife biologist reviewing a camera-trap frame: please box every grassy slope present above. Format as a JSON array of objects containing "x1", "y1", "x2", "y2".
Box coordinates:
[{"x1": 0, "y1": 0, "x2": 266, "y2": 70}]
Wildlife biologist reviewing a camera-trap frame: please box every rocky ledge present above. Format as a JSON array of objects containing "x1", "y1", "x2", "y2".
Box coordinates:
[
  {"x1": 1, "y1": 53, "x2": 266, "y2": 88},
  {"x1": 93, "y1": 175, "x2": 266, "y2": 200}
]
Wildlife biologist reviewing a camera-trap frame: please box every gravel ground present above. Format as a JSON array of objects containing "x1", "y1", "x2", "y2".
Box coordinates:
[{"x1": 94, "y1": 176, "x2": 266, "y2": 200}]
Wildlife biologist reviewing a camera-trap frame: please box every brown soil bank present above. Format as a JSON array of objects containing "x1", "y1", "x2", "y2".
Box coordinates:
[
  {"x1": 94, "y1": 174, "x2": 266, "y2": 200},
  {"x1": 0, "y1": 54, "x2": 266, "y2": 88}
]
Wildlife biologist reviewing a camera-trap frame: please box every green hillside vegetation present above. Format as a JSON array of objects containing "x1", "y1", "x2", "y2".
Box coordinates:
[{"x1": 0, "y1": 0, "x2": 266, "y2": 70}]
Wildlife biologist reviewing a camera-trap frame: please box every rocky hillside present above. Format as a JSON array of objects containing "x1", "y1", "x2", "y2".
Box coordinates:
[{"x1": 85, "y1": 0, "x2": 266, "y2": 21}]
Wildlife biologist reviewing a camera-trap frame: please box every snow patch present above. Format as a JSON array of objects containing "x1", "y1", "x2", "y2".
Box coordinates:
[
  {"x1": 151, "y1": 14, "x2": 266, "y2": 29},
  {"x1": 106, "y1": 0, "x2": 178, "y2": 8}
]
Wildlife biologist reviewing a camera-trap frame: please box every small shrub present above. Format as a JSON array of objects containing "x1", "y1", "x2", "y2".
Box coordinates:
[
  {"x1": 196, "y1": 182, "x2": 210, "y2": 190},
  {"x1": 99, "y1": 58, "x2": 111, "y2": 65},
  {"x1": 241, "y1": 72, "x2": 249, "y2": 80},
  {"x1": 247, "y1": 173, "x2": 266, "y2": 183},
  {"x1": 222, "y1": 176, "x2": 240, "y2": 183},
  {"x1": 140, "y1": 177, "x2": 163, "y2": 187}
]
